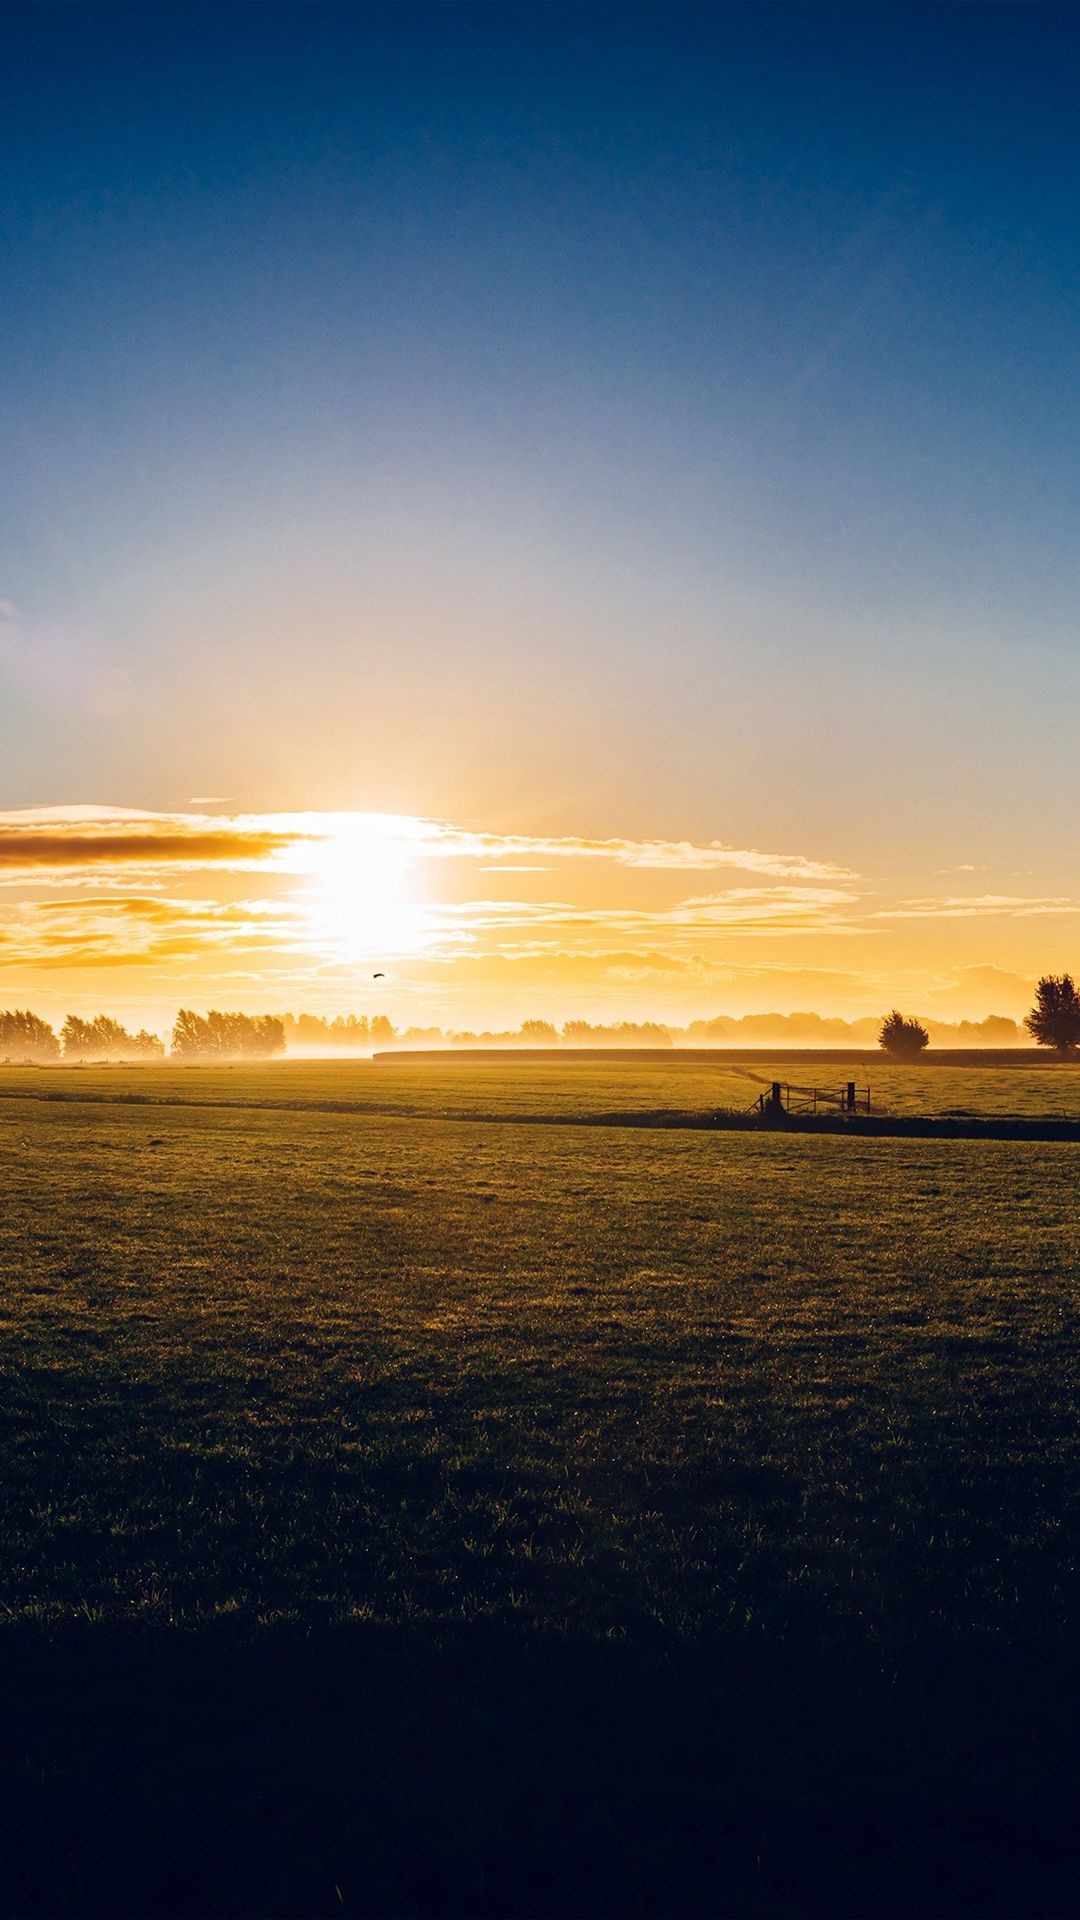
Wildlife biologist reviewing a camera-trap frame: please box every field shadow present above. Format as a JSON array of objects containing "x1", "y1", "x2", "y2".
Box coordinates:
[{"x1": 2, "y1": 1615, "x2": 1078, "y2": 1919}]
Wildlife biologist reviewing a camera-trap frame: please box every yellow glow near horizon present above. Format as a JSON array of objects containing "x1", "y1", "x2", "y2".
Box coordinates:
[{"x1": 0, "y1": 803, "x2": 1058, "y2": 1028}]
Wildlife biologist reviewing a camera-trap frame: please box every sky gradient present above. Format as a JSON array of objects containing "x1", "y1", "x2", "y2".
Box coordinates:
[{"x1": 3, "y1": 2, "x2": 1079, "y2": 1031}]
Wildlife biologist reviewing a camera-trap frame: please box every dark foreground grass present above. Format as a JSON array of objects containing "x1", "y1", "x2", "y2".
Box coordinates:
[{"x1": 2, "y1": 1085, "x2": 1080, "y2": 1916}]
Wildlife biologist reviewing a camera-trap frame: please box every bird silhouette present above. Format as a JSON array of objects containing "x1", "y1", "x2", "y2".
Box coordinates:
[{"x1": 373, "y1": 972, "x2": 385, "y2": 978}]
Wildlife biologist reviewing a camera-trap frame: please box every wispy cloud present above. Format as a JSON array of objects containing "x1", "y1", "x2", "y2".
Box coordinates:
[
  {"x1": 427, "y1": 885, "x2": 862, "y2": 947},
  {"x1": 424, "y1": 828, "x2": 855, "y2": 880},
  {"x1": 878, "y1": 895, "x2": 1080, "y2": 920},
  {"x1": 0, "y1": 894, "x2": 310, "y2": 970}
]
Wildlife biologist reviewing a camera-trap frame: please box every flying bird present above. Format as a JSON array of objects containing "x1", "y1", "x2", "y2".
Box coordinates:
[{"x1": 373, "y1": 972, "x2": 385, "y2": 978}]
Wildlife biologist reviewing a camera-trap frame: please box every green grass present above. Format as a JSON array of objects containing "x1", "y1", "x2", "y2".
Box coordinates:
[{"x1": 2, "y1": 1063, "x2": 1080, "y2": 1915}]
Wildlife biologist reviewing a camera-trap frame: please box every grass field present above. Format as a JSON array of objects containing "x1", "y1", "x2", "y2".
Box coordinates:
[
  {"x1": 3, "y1": 1058, "x2": 1080, "y2": 1916},
  {"x1": 9, "y1": 1048, "x2": 1080, "y2": 1118}
]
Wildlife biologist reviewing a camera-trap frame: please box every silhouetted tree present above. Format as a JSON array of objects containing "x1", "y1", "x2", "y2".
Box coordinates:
[
  {"x1": 1025, "y1": 975, "x2": 1080, "y2": 1055},
  {"x1": 878, "y1": 1010, "x2": 930, "y2": 1059},
  {"x1": 170, "y1": 1010, "x2": 284, "y2": 1059},
  {"x1": 245, "y1": 1016, "x2": 285, "y2": 1057},
  {"x1": 0, "y1": 1009, "x2": 59, "y2": 1061},
  {"x1": 61, "y1": 1014, "x2": 162, "y2": 1060},
  {"x1": 171, "y1": 1009, "x2": 204, "y2": 1058},
  {"x1": 61, "y1": 1015, "x2": 96, "y2": 1059},
  {"x1": 131, "y1": 1029, "x2": 166, "y2": 1058}
]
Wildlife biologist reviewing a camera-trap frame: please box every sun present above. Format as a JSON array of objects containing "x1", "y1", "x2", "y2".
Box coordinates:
[{"x1": 300, "y1": 822, "x2": 426, "y2": 961}]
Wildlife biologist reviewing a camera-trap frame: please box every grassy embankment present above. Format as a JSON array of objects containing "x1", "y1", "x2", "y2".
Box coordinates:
[{"x1": 2, "y1": 1059, "x2": 1080, "y2": 1916}]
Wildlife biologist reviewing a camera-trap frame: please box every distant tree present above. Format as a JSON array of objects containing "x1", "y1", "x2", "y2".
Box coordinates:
[
  {"x1": 398, "y1": 1026, "x2": 444, "y2": 1047},
  {"x1": 879, "y1": 1010, "x2": 930, "y2": 1059},
  {"x1": 613, "y1": 1021, "x2": 672, "y2": 1047},
  {"x1": 560, "y1": 1020, "x2": 672, "y2": 1048},
  {"x1": 171, "y1": 1009, "x2": 207, "y2": 1058},
  {"x1": 1025, "y1": 975, "x2": 1080, "y2": 1055},
  {"x1": 685, "y1": 1015, "x2": 739, "y2": 1042},
  {"x1": 62, "y1": 1014, "x2": 160, "y2": 1060},
  {"x1": 90, "y1": 1016, "x2": 128, "y2": 1054},
  {"x1": 61, "y1": 1014, "x2": 97, "y2": 1059},
  {"x1": 980, "y1": 1015, "x2": 1021, "y2": 1045},
  {"x1": 953, "y1": 1015, "x2": 1020, "y2": 1047},
  {"x1": 0, "y1": 1009, "x2": 59, "y2": 1061},
  {"x1": 281, "y1": 1013, "x2": 374, "y2": 1051},
  {"x1": 332, "y1": 1014, "x2": 371, "y2": 1045},
  {"x1": 170, "y1": 1010, "x2": 284, "y2": 1059},
  {"x1": 519, "y1": 1019, "x2": 558, "y2": 1045},
  {"x1": 130, "y1": 1029, "x2": 166, "y2": 1059},
  {"x1": 737, "y1": 1011, "x2": 857, "y2": 1045},
  {"x1": 561, "y1": 1021, "x2": 594, "y2": 1045}
]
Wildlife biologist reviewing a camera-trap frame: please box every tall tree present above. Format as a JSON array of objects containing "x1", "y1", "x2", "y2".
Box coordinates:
[{"x1": 1025, "y1": 975, "x2": 1080, "y2": 1055}]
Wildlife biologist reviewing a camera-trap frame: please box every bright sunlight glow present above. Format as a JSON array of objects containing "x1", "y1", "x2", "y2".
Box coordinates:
[{"x1": 298, "y1": 822, "x2": 427, "y2": 962}]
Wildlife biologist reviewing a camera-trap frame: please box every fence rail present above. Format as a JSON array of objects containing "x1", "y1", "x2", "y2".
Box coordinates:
[{"x1": 747, "y1": 1080, "x2": 873, "y2": 1119}]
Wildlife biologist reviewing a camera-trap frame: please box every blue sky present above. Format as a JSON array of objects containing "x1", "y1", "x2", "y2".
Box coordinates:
[{"x1": 2, "y1": 3, "x2": 1079, "y2": 1024}]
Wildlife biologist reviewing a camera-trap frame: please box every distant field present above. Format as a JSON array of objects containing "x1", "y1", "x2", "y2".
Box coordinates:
[
  {"x1": 2, "y1": 1061, "x2": 1080, "y2": 1915},
  {"x1": 6, "y1": 1047, "x2": 1080, "y2": 1120}
]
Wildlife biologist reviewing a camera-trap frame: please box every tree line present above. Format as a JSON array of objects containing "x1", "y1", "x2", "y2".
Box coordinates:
[
  {"x1": 0, "y1": 1009, "x2": 164, "y2": 1062},
  {"x1": 0, "y1": 1008, "x2": 282, "y2": 1062},
  {"x1": 283, "y1": 1013, "x2": 397, "y2": 1050},
  {"x1": 879, "y1": 975, "x2": 1080, "y2": 1057},
  {"x1": 62, "y1": 1015, "x2": 164, "y2": 1060},
  {"x1": 171, "y1": 1011, "x2": 286, "y2": 1058},
  {"x1": 3, "y1": 979, "x2": 1080, "y2": 1062}
]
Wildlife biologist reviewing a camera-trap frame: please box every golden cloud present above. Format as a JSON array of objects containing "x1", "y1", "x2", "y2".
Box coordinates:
[
  {"x1": 0, "y1": 806, "x2": 865, "y2": 1009},
  {"x1": 0, "y1": 807, "x2": 855, "y2": 885},
  {"x1": 0, "y1": 830, "x2": 291, "y2": 868}
]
